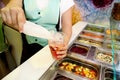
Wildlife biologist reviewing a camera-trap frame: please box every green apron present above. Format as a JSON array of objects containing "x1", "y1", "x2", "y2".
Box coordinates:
[{"x1": 24, "y1": 0, "x2": 60, "y2": 46}]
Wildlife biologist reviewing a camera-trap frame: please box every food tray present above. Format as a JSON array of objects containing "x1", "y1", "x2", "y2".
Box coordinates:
[
  {"x1": 67, "y1": 43, "x2": 90, "y2": 58},
  {"x1": 75, "y1": 36, "x2": 103, "y2": 48},
  {"x1": 80, "y1": 30, "x2": 104, "y2": 41},
  {"x1": 104, "y1": 29, "x2": 120, "y2": 42},
  {"x1": 84, "y1": 24, "x2": 105, "y2": 33},
  {"x1": 51, "y1": 73, "x2": 74, "y2": 80},
  {"x1": 103, "y1": 42, "x2": 120, "y2": 51},
  {"x1": 102, "y1": 67, "x2": 120, "y2": 80},
  {"x1": 50, "y1": 69, "x2": 85, "y2": 80},
  {"x1": 56, "y1": 57, "x2": 101, "y2": 80},
  {"x1": 105, "y1": 35, "x2": 120, "y2": 43},
  {"x1": 105, "y1": 28, "x2": 120, "y2": 36},
  {"x1": 94, "y1": 48, "x2": 119, "y2": 66}
]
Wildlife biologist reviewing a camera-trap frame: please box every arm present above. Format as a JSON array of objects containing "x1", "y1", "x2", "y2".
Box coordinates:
[
  {"x1": 55, "y1": 0, "x2": 74, "y2": 59},
  {"x1": 60, "y1": 0, "x2": 74, "y2": 45},
  {"x1": 61, "y1": 6, "x2": 73, "y2": 45},
  {"x1": 56, "y1": 6, "x2": 73, "y2": 59},
  {"x1": 1, "y1": 0, "x2": 26, "y2": 32}
]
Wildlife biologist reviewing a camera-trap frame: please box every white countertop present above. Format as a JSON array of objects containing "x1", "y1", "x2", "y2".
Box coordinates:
[{"x1": 2, "y1": 21, "x2": 87, "y2": 80}]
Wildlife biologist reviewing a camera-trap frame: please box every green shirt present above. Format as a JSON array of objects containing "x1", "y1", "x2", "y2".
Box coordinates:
[{"x1": 24, "y1": 0, "x2": 60, "y2": 46}]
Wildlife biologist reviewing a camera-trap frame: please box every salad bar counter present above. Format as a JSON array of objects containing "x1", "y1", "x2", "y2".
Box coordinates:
[{"x1": 39, "y1": 23, "x2": 120, "y2": 80}]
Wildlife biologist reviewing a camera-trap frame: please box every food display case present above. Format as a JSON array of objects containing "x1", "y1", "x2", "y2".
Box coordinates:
[{"x1": 39, "y1": 23, "x2": 120, "y2": 80}]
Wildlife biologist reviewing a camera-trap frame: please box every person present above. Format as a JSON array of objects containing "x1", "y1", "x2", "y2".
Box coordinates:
[{"x1": 1, "y1": 0, "x2": 75, "y2": 63}]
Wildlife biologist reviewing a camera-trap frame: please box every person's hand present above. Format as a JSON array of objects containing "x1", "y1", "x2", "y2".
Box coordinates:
[
  {"x1": 1, "y1": 1, "x2": 26, "y2": 32},
  {"x1": 56, "y1": 33, "x2": 70, "y2": 60},
  {"x1": 56, "y1": 43, "x2": 68, "y2": 59},
  {"x1": 48, "y1": 32, "x2": 69, "y2": 60}
]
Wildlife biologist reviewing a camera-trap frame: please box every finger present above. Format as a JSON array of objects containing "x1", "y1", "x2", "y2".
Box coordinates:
[
  {"x1": 1, "y1": 9, "x2": 7, "y2": 22},
  {"x1": 57, "y1": 50, "x2": 67, "y2": 55},
  {"x1": 57, "y1": 53, "x2": 67, "y2": 59},
  {"x1": 10, "y1": 8, "x2": 19, "y2": 30},
  {"x1": 10, "y1": 7, "x2": 18, "y2": 25},
  {"x1": 4, "y1": 8, "x2": 12, "y2": 25},
  {"x1": 59, "y1": 46, "x2": 67, "y2": 51},
  {"x1": 59, "y1": 45, "x2": 68, "y2": 51},
  {"x1": 17, "y1": 8, "x2": 26, "y2": 32},
  {"x1": 1, "y1": 12, "x2": 6, "y2": 22}
]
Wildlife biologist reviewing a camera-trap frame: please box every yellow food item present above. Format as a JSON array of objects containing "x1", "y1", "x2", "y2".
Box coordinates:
[
  {"x1": 72, "y1": 5, "x2": 82, "y2": 25},
  {"x1": 106, "y1": 29, "x2": 120, "y2": 36},
  {"x1": 59, "y1": 61, "x2": 97, "y2": 79},
  {"x1": 106, "y1": 29, "x2": 111, "y2": 35}
]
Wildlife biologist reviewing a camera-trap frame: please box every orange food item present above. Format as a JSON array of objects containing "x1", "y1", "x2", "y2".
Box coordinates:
[
  {"x1": 82, "y1": 32, "x2": 104, "y2": 39},
  {"x1": 59, "y1": 62, "x2": 97, "y2": 79},
  {"x1": 72, "y1": 5, "x2": 82, "y2": 25},
  {"x1": 106, "y1": 29, "x2": 120, "y2": 36},
  {"x1": 106, "y1": 29, "x2": 111, "y2": 35}
]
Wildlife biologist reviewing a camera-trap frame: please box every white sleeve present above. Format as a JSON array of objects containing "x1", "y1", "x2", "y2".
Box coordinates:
[
  {"x1": 60, "y1": 0, "x2": 75, "y2": 29},
  {"x1": 60, "y1": 0, "x2": 74, "y2": 15}
]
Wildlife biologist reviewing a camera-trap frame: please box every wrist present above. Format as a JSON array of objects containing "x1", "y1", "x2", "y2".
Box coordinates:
[{"x1": 8, "y1": 0, "x2": 23, "y2": 7}]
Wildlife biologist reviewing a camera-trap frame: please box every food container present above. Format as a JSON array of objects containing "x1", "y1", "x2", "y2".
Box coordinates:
[
  {"x1": 67, "y1": 43, "x2": 90, "y2": 58},
  {"x1": 105, "y1": 28, "x2": 120, "y2": 42},
  {"x1": 80, "y1": 30, "x2": 104, "y2": 41},
  {"x1": 104, "y1": 42, "x2": 120, "y2": 51},
  {"x1": 102, "y1": 67, "x2": 120, "y2": 80},
  {"x1": 104, "y1": 35, "x2": 120, "y2": 43},
  {"x1": 75, "y1": 36, "x2": 103, "y2": 48},
  {"x1": 94, "y1": 48, "x2": 119, "y2": 66},
  {"x1": 50, "y1": 70, "x2": 85, "y2": 80},
  {"x1": 84, "y1": 24, "x2": 105, "y2": 33},
  {"x1": 51, "y1": 73, "x2": 74, "y2": 80},
  {"x1": 56, "y1": 57, "x2": 101, "y2": 80}
]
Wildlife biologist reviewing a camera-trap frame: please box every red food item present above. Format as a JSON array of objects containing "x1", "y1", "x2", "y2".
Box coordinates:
[
  {"x1": 92, "y1": 0, "x2": 113, "y2": 8},
  {"x1": 70, "y1": 45, "x2": 88, "y2": 56},
  {"x1": 82, "y1": 31, "x2": 104, "y2": 39}
]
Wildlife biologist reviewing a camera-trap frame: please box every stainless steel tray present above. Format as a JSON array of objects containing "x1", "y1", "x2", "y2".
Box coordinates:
[
  {"x1": 67, "y1": 43, "x2": 90, "y2": 58},
  {"x1": 102, "y1": 67, "x2": 120, "y2": 80},
  {"x1": 56, "y1": 57, "x2": 101, "y2": 80},
  {"x1": 39, "y1": 23, "x2": 120, "y2": 80},
  {"x1": 75, "y1": 36, "x2": 103, "y2": 48},
  {"x1": 94, "y1": 48, "x2": 119, "y2": 67},
  {"x1": 84, "y1": 24, "x2": 105, "y2": 33}
]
